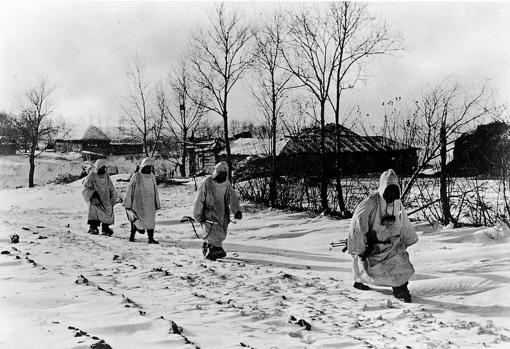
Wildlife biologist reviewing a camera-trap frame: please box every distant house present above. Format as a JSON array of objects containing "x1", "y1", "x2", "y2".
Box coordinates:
[
  {"x1": 235, "y1": 124, "x2": 418, "y2": 181},
  {"x1": 184, "y1": 131, "x2": 256, "y2": 175},
  {"x1": 0, "y1": 114, "x2": 17, "y2": 155},
  {"x1": 55, "y1": 125, "x2": 143, "y2": 158},
  {"x1": 80, "y1": 126, "x2": 111, "y2": 154},
  {"x1": 218, "y1": 137, "x2": 289, "y2": 166},
  {"x1": 184, "y1": 137, "x2": 225, "y2": 175},
  {"x1": 55, "y1": 126, "x2": 110, "y2": 154},
  {"x1": 448, "y1": 122, "x2": 510, "y2": 176},
  {"x1": 0, "y1": 136, "x2": 16, "y2": 155}
]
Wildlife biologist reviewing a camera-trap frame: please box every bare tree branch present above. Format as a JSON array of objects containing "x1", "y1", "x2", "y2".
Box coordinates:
[
  {"x1": 12, "y1": 79, "x2": 65, "y2": 187},
  {"x1": 121, "y1": 55, "x2": 165, "y2": 157},
  {"x1": 189, "y1": 2, "x2": 253, "y2": 179}
]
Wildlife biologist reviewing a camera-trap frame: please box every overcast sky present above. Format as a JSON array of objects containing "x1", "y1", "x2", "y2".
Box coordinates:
[{"x1": 1, "y1": 1, "x2": 509, "y2": 137}]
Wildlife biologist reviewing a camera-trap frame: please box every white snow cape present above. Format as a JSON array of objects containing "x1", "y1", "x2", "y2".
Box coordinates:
[
  {"x1": 82, "y1": 172, "x2": 119, "y2": 225},
  {"x1": 347, "y1": 170, "x2": 418, "y2": 287},
  {"x1": 123, "y1": 171, "x2": 161, "y2": 230}
]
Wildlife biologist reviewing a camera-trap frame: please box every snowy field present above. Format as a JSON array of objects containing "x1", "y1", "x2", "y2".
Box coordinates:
[
  {"x1": 1, "y1": 175, "x2": 510, "y2": 348},
  {"x1": 0, "y1": 153, "x2": 85, "y2": 188},
  {"x1": 0, "y1": 154, "x2": 175, "y2": 188}
]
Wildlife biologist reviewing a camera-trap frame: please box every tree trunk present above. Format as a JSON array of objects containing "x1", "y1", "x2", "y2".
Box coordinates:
[
  {"x1": 223, "y1": 58, "x2": 233, "y2": 181},
  {"x1": 502, "y1": 158, "x2": 510, "y2": 219},
  {"x1": 181, "y1": 128, "x2": 187, "y2": 177},
  {"x1": 181, "y1": 151, "x2": 187, "y2": 177},
  {"x1": 269, "y1": 96, "x2": 277, "y2": 208},
  {"x1": 333, "y1": 16, "x2": 348, "y2": 215},
  {"x1": 320, "y1": 100, "x2": 330, "y2": 213},
  {"x1": 143, "y1": 134, "x2": 149, "y2": 157},
  {"x1": 29, "y1": 150, "x2": 36, "y2": 188},
  {"x1": 223, "y1": 110, "x2": 232, "y2": 181},
  {"x1": 439, "y1": 122, "x2": 452, "y2": 225},
  {"x1": 334, "y1": 111, "x2": 346, "y2": 215}
]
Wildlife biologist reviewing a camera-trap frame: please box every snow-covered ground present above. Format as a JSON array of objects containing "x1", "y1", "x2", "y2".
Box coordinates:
[{"x1": 0, "y1": 175, "x2": 509, "y2": 348}]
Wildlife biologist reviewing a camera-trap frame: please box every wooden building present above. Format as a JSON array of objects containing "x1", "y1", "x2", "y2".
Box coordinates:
[
  {"x1": 448, "y1": 122, "x2": 510, "y2": 176},
  {"x1": 235, "y1": 124, "x2": 418, "y2": 181},
  {"x1": 55, "y1": 125, "x2": 143, "y2": 157},
  {"x1": 218, "y1": 137, "x2": 288, "y2": 167},
  {"x1": 0, "y1": 136, "x2": 16, "y2": 155},
  {"x1": 184, "y1": 137, "x2": 225, "y2": 175}
]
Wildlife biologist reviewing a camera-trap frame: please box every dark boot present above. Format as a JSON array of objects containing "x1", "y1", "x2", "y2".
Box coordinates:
[
  {"x1": 205, "y1": 250, "x2": 217, "y2": 261},
  {"x1": 353, "y1": 282, "x2": 370, "y2": 291},
  {"x1": 147, "y1": 229, "x2": 159, "y2": 244},
  {"x1": 101, "y1": 224, "x2": 114, "y2": 236},
  {"x1": 204, "y1": 244, "x2": 218, "y2": 261},
  {"x1": 129, "y1": 224, "x2": 136, "y2": 242},
  {"x1": 206, "y1": 246, "x2": 226, "y2": 260},
  {"x1": 202, "y1": 242, "x2": 208, "y2": 257},
  {"x1": 88, "y1": 221, "x2": 99, "y2": 235},
  {"x1": 392, "y1": 282, "x2": 412, "y2": 303},
  {"x1": 216, "y1": 246, "x2": 227, "y2": 259}
]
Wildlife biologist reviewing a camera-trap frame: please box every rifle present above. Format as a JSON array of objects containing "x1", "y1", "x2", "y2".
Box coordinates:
[
  {"x1": 329, "y1": 239, "x2": 348, "y2": 252},
  {"x1": 330, "y1": 231, "x2": 394, "y2": 261}
]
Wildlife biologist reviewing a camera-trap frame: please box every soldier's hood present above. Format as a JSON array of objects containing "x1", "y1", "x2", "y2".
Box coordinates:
[
  {"x1": 141, "y1": 157, "x2": 154, "y2": 168},
  {"x1": 212, "y1": 161, "x2": 228, "y2": 179},
  {"x1": 378, "y1": 169, "x2": 400, "y2": 197},
  {"x1": 94, "y1": 159, "x2": 107, "y2": 171}
]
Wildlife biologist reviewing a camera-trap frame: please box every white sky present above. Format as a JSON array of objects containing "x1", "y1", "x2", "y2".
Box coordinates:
[{"x1": 1, "y1": 1, "x2": 509, "y2": 137}]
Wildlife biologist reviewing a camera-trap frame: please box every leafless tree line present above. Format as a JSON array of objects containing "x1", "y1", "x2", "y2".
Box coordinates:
[
  {"x1": 5, "y1": 1, "x2": 508, "y2": 228},
  {"x1": 5, "y1": 3, "x2": 398, "y2": 194},
  {"x1": 381, "y1": 81, "x2": 506, "y2": 226},
  {"x1": 116, "y1": 2, "x2": 402, "y2": 200}
]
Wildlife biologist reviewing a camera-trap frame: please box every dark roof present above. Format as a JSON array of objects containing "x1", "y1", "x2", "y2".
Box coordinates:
[
  {"x1": 82, "y1": 126, "x2": 110, "y2": 141},
  {"x1": 456, "y1": 121, "x2": 510, "y2": 142},
  {"x1": 296, "y1": 124, "x2": 358, "y2": 137},
  {"x1": 281, "y1": 124, "x2": 415, "y2": 154}
]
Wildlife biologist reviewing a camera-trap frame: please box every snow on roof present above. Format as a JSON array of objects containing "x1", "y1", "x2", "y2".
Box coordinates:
[
  {"x1": 82, "y1": 126, "x2": 110, "y2": 141},
  {"x1": 282, "y1": 128, "x2": 415, "y2": 154},
  {"x1": 219, "y1": 138, "x2": 289, "y2": 156}
]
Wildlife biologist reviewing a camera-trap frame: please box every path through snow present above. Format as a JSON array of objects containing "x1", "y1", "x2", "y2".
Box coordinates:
[{"x1": 1, "y1": 176, "x2": 509, "y2": 348}]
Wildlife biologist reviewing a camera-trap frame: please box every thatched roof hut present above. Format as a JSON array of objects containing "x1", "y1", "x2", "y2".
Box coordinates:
[{"x1": 82, "y1": 126, "x2": 110, "y2": 141}]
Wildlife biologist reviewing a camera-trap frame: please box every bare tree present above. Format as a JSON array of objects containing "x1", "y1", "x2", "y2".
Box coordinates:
[
  {"x1": 190, "y1": 3, "x2": 253, "y2": 179},
  {"x1": 388, "y1": 81, "x2": 500, "y2": 225},
  {"x1": 282, "y1": 95, "x2": 320, "y2": 135},
  {"x1": 153, "y1": 82, "x2": 169, "y2": 158},
  {"x1": 122, "y1": 56, "x2": 165, "y2": 157},
  {"x1": 252, "y1": 10, "x2": 292, "y2": 207},
  {"x1": 328, "y1": 2, "x2": 403, "y2": 216},
  {"x1": 166, "y1": 58, "x2": 207, "y2": 177},
  {"x1": 12, "y1": 79, "x2": 67, "y2": 187},
  {"x1": 282, "y1": 5, "x2": 343, "y2": 213}
]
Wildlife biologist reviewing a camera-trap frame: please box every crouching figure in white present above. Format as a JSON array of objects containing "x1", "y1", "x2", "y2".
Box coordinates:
[{"x1": 347, "y1": 169, "x2": 418, "y2": 302}]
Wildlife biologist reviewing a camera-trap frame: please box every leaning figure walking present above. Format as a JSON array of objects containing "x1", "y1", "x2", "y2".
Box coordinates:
[
  {"x1": 193, "y1": 161, "x2": 242, "y2": 260},
  {"x1": 123, "y1": 157, "x2": 161, "y2": 244},
  {"x1": 82, "y1": 159, "x2": 122, "y2": 236}
]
